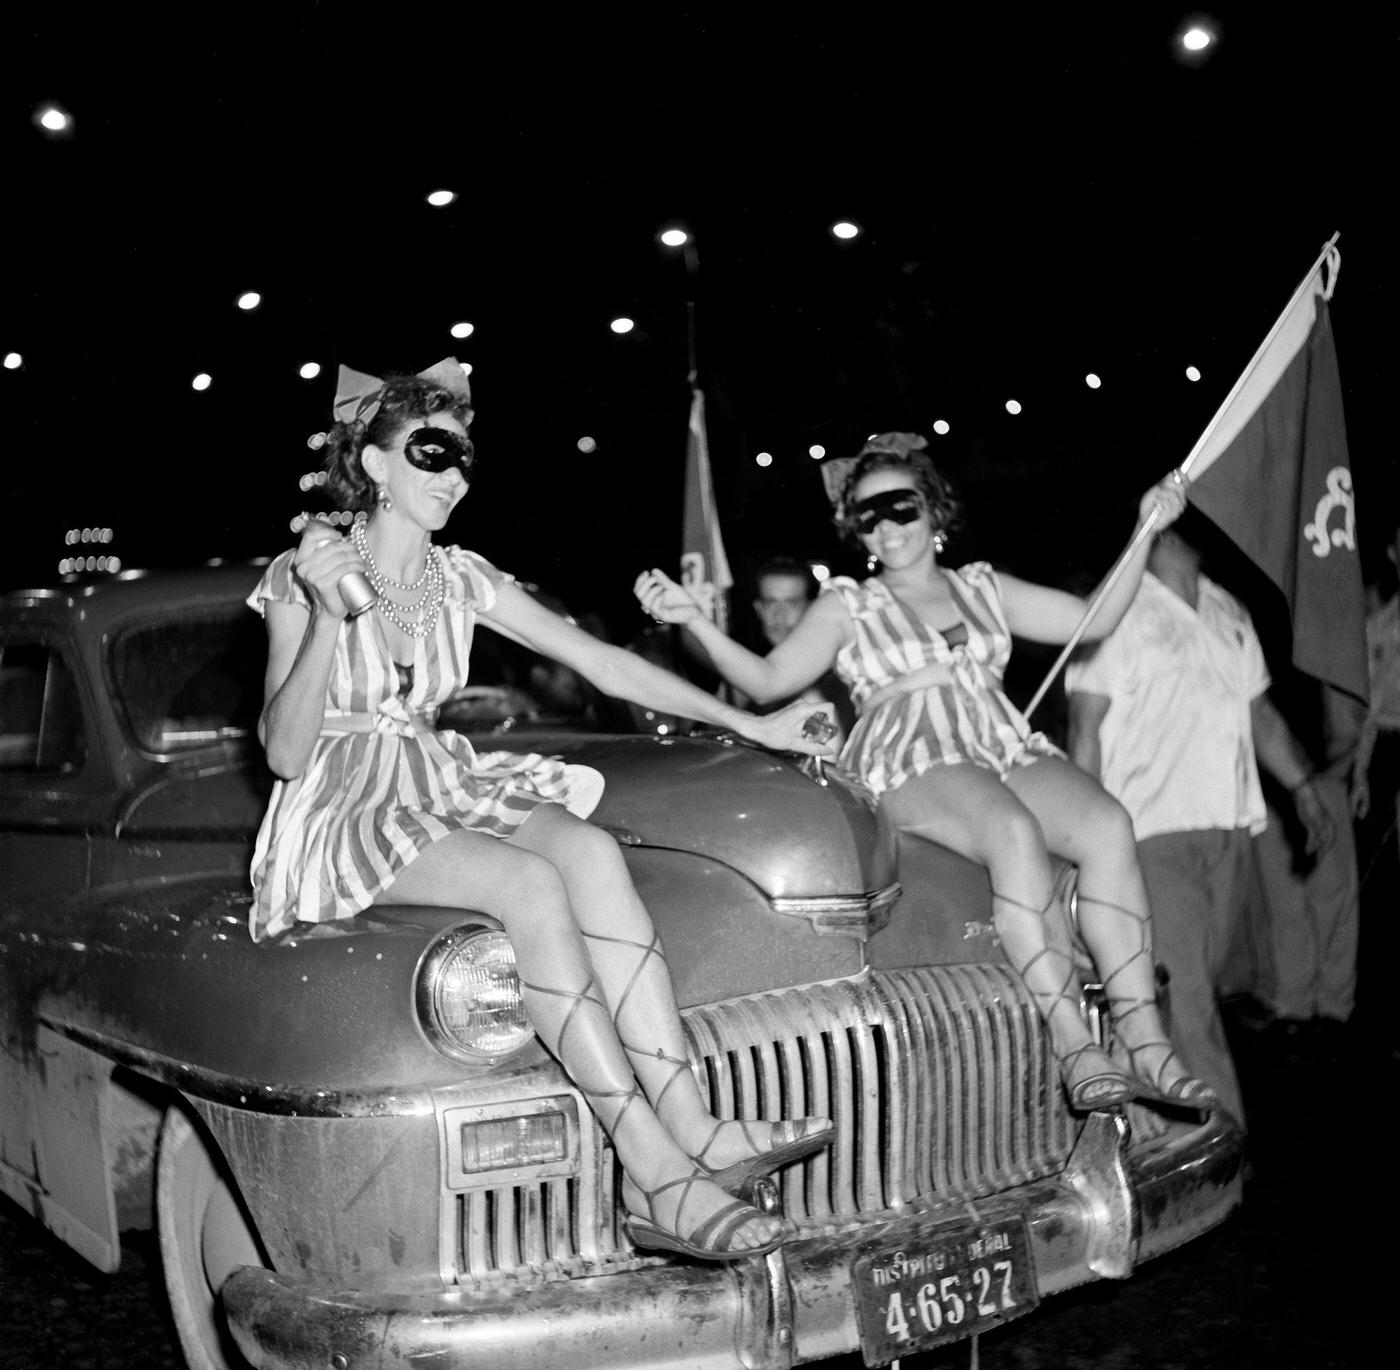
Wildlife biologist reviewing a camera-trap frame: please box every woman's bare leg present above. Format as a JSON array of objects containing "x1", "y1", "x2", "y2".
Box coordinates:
[
  {"x1": 382, "y1": 824, "x2": 779, "y2": 1251},
  {"x1": 881, "y1": 765, "x2": 1131, "y2": 1106},
  {"x1": 1005, "y1": 757, "x2": 1213, "y2": 1099},
  {"x1": 507, "y1": 806, "x2": 830, "y2": 1173}
]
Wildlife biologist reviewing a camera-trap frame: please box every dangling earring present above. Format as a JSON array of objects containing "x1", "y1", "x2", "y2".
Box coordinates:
[
  {"x1": 932, "y1": 531, "x2": 947, "y2": 554},
  {"x1": 866, "y1": 553, "x2": 880, "y2": 574},
  {"x1": 375, "y1": 484, "x2": 393, "y2": 513}
]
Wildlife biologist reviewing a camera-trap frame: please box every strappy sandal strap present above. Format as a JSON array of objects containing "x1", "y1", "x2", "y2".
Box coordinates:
[{"x1": 1077, "y1": 893, "x2": 1154, "y2": 988}]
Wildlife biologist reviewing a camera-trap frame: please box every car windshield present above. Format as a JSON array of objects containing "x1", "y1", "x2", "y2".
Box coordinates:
[
  {"x1": 110, "y1": 607, "x2": 267, "y2": 753},
  {"x1": 106, "y1": 591, "x2": 647, "y2": 755}
]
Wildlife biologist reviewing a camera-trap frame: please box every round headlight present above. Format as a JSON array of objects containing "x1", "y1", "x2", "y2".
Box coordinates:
[{"x1": 417, "y1": 925, "x2": 534, "y2": 1059}]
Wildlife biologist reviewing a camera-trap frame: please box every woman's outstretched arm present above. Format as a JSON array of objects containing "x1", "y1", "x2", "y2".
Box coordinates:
[
  {"x1": 481, "y1": 580, "x2": 839, "y2": 756},
  {"x1": 999, "y1": 473, "x2": 1186, "y2": 645},
  {"x1": 633, "y1": 568, "x2": 849, "y2": 705}
]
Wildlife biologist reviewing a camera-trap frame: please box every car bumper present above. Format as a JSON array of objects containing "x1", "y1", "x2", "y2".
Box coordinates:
[{"x1": 224, "y1": 1111, "x2": 1242, "y2": 1370}]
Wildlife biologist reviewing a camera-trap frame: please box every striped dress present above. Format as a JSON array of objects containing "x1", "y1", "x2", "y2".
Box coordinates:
[
  {"x1": 246, "y1": 545, "x2": 600, "y2": 942},
  {"x1": 826, "y1": 562, "x2": 1061, "y2": 800}
]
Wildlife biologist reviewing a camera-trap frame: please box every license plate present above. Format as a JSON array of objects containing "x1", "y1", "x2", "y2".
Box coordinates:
[{"x1": 851, "y1": 1217, "x2": 1040, "y2": 1366}]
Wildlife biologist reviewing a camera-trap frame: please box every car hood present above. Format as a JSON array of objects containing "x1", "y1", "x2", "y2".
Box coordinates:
[{"x1": 120, "y1": 731, "x2": 886, "y2": 899}]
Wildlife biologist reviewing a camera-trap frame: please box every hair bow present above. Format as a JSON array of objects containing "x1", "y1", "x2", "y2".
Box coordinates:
[
  {"x1": 818, "y1": 431, "x2": 929, "y2": 507},
  {"x1": 331, "y1": 357, "x2": 474, "y2": 428}
]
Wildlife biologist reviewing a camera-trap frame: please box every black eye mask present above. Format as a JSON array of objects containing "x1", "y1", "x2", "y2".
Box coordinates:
[
  {"x1": 403, "y1": 427, "x2": 474, "y2": 475},
  {"x1": 850, "y1": 489, "x2": 925, "y2": 536}
]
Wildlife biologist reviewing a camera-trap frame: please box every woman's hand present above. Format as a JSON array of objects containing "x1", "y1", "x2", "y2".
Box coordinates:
[
  {"x1": 293, "y1": 520, "x2": 369, "y2": 619},
  {"x1": 732, "y1": 699, "x2": 841, "y2": 758},
  {"x1": 634, "y1": 568, "x2": 703, "y2": 627},
  {"x1": 1137, "y1": 470, "x2": 1189, "y2": 532}
]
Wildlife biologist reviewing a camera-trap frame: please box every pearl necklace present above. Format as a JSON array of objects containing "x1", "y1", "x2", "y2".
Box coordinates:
[
  {"x1": 352, "y1": 519, "x2": 431, "y2": 591},
  {"x1": 353, "y1": 522, "x2": 446, "y2": 639}
]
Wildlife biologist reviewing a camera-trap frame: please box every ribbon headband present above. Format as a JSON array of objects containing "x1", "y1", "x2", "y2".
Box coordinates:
[
  {"x1": 819, "y1": 431, "x2": 929, "y2": 507},
  {"x1": 331, "y1": 357, "x2": 474, "y2": 429}
]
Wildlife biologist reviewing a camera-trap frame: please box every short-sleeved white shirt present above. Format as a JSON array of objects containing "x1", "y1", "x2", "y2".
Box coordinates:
[{"x1": 1066, "y1": 572, "x2": 1271, "y2": 840}]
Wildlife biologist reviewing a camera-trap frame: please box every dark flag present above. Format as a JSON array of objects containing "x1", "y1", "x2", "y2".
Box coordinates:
[
  {"x1": 1184, "y1": 239, "x2": 1367, "y2": 703},
  {"x1": 680, "y1": 387, "x2": 733, "y2": 632}
]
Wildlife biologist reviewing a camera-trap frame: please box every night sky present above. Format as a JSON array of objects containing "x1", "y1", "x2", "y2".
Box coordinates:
[{"x1": 5, "y1": 4, "x2": 1396, "y2": 646}]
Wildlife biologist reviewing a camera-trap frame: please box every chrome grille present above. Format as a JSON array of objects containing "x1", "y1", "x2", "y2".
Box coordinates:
[
  {"x1": 453, "y1": 965, "x2": 1077, "y2": 1282},
  {"x1": 683, "y1": 966, "x2": 1078, "y2": 1227}
]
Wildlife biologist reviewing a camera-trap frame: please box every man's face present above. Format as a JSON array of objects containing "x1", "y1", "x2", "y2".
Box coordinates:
[{"x1": 753, "y1": 573, "x2": 811, "y2": 646}]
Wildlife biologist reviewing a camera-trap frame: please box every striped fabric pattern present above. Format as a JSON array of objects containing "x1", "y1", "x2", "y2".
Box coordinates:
[
  {"x1": 825, "y1": 562, "x2": 1060, "y2": 799},
  {"x1": 245, "y1": 545, "x2": 583, "y2": 941}
]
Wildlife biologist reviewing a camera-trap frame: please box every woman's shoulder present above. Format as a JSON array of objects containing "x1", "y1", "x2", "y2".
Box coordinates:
[
  {"x1": 950, "y1": 559, "x2": 995, "y2": 587},
  {"x1": 440, "y1": 545, "x2": 516, "y2": 611},
  {"x1": 821, "y1": 574, "x2": 878, "y2": 600},
  {"x1": 245, "y1": 547, "x2": 305, "y2": 616}
]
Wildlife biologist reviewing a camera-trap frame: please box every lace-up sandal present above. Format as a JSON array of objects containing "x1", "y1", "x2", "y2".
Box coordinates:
[
  {"x1": 1058, "y1": 1041, "x2": 1137, "y2": 1113},
  {"x1": 693, "y1": 1117, "x2": 835, "y2": 1196},
  {"x1": 1075, "y1": 893, "x2": 1218, "y2": 1116},
  {"x1": 1122, "y1": 1032, "x2": 1219, "y2": 1113},
  {"x1": 992, "y1": 888, "x2": 1137, "y2": 1115},
  {"x1": 624, "y1": 1173, "x2": 783, "y2": 1261}
]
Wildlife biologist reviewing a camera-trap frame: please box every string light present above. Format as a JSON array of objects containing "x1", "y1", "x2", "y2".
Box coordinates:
[
  {"x1": 236, "y1": 291, "x2": 261, "y2": 311},
  {"x1": 1005, "y1": 399, "x2": 1022, "y2": 415},
  {"x1": 577, "y1": 436, "x2": 597, "y2": 453},
  {"x1": 299, "y1": 362, "x2": 321, "y2": 379},
  {"x1": 808, "y1": 444, "x2": 826, "y2": 459},
  {"x1": 450, "y1": 321, "x2": 474, "y2": 339},
  {"x1": 831, "y1": 221, "x2": 861, "y2": 240},
  {"x1": 610, "y1": 317, "x2": 635, "y2": 334},
  {"x1": 932, "y1": 419, "x2": 950, "y2": 435},
  {"x1": 192, "y1": 373, "x2": 212, "y2": 391},
  {"x1": 3, "y1": 353, "x2": 21, "y2": 370},
  {"x1": 1185, "y1": 366, "x2": 1202, "y2": 382},
  {"x1": 1085, "y1": 373, "x2": 1102, "y2": 389},
  {"x1": 426, "y1": 190, "x2": 456, "y2": 207},
  {"x1": 756, "y1": 451, "x2": 773, "y2": 467},
  {"x1": 659, "y1": 228, "x2": 690, "y2": 247}
]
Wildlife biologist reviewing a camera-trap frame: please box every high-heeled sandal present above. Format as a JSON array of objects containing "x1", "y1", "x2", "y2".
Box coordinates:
[
  {"x1": 1074, "y1": 893, "x2": 1219, "y2": 1116},
  {"x1": 693, "y1": 1117, "x2": 835, "y2": 1195},
  {"x1": 1123, "y1": 1036, "x2": 1219, "y2": 1112},
  {"x1": 1109, "y1": 998, "x2": 1219, "y2": 1114},
  {"x1": 1058, "y1": 1041, "x2": 1137, "y2": 1112},
  {"x1": 624, "y1": 1172, "x2": 784, "y2": 1261},
  {"x1": 992, "y1": 888, "x2": 1134, "y2": 1115}
]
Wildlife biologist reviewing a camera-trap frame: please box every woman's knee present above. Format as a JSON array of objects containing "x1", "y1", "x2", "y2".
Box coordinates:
[
  {"x1": 984, "y1": 804, "x2": 1050, "y2": 869},
  {"x1": 543, "y1": 812, "x2": 630, "y2": 883},
  {"x1": 1071, "y1": 793, "x2": 1137, "y2": 863},
  {"x1": 495, "y1": 846, "x2": 572, "y2": 916}
]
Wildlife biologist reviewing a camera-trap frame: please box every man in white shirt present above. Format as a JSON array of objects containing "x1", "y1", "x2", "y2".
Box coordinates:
[{"x1": 1066, "y1": 523, "x2": 1331, "y2": 1125}]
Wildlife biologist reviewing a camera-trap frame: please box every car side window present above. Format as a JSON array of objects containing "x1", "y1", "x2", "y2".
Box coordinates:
[{"x1": 0, "y1": 640, "x2": 87, "y2": 775}]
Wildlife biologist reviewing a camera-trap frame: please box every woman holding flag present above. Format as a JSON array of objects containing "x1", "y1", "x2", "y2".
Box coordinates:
[{"x1": 636, "y1": 431, "x2": 1215, "y2": 1115}]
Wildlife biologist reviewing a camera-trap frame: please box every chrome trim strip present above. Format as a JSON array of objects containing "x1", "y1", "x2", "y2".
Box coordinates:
[
  {"x1": 46, "y1": 1019, "x2": 447, "y2": 1118},
  {"x1": 769, "y1": 882, "x2": 902, "y2": 937}
]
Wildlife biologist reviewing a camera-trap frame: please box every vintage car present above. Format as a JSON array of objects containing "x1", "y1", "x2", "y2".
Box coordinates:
[{"x1": 0, "y1": 562, "x2": 1244, "y2": 1370}]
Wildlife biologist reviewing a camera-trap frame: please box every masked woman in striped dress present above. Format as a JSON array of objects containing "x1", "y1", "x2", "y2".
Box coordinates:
[
  {"x1": 247, "y1": 361, "x2": 837, "y2": 1261},
  {"x1": 636, "y1": 431, "x2": 1216, "y2": 1116}
]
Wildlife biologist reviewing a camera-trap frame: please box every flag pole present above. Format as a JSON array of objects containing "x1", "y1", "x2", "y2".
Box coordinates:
[
  {"x1": 1178, "y1": 232, "x2": 1340, "y2": 481},
  {"x1": 1021, "y1": 506, "x2": 1165, "y2": 721},
  {"x1": 1021, "y1": 233, "x2": 1340, "y2": 721}
]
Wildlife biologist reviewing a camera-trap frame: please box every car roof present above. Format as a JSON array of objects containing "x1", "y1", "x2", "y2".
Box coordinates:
[{"x1": 1, "y1": 562, "x2": 270, "y2": 634}]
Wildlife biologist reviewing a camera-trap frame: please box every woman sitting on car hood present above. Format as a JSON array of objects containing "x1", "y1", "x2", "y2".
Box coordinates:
[
  {"x1": 637, "y1": 431, "x2": 1218, "y2": 1118},
  {"x1": 247, "y1": 359, "x2": 835, "y2": 1262}
]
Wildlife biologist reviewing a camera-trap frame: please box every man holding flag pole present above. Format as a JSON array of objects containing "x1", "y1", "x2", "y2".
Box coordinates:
[{"x1": 1064, "y1": 236, "x2": 1367, "y2": 1124}]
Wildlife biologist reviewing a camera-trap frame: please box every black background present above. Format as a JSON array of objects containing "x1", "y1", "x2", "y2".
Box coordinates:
[{"x1": 4, "y1": 2, "x2": 1396, "y2": 639}]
